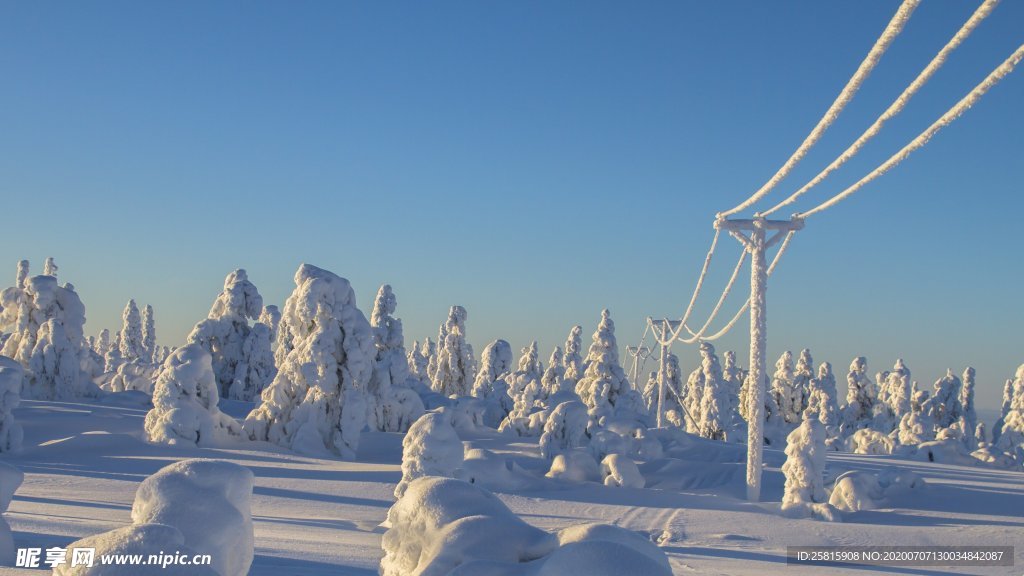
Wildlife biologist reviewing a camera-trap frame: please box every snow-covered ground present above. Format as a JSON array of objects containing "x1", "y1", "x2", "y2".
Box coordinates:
[{"x1": 2, "y1": 396, "x2": 1021, "y2": 575}]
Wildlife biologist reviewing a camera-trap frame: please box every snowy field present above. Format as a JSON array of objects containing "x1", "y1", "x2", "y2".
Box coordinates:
[{"x1": 2, "y1": 396, "x2": 1020, "y2": 576}]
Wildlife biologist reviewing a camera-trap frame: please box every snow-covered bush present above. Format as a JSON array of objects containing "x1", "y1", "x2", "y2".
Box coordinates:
[
  {"x1": 539, "y1": 400, "x2": 591, "y2": 460},
  {"x1": 0, "y1": 461, "x2": 23, "y2": 565},
  {"x1": 431, "y1": 306, "x2": 476, "y2": 398},
  {"x1": 108, "y1": 359, "x2": 159, "y2": 394},
  {"x1": 540, "y1": 345, "x2": 575, "y2": 405},
  {"x1": 576, "y1": 310, "x2": 632, "y2": 422},
  {"x1": 789, "y1": 349, "x2": 814, "y2": 422},
  {"x1": 842, "y1": 357, "x2": 875, "y2": 432},
  {"x1": 828, "y1": 468, "x2": 926, "y2": 513},
  {"x1": 781, "y1": 412, "x2": 838, "y2": 521},
  {"x1": 367, "y1": 285, "x2": 425, "y2": 433},
  {"x1": 407, "y1": 339, "x2": 431, "y2": 387},
  {"x1": 0, "y1": 357, "x2": 23, "y2": 453},
  {"x1": 187, "y1": 270, "x2": 264, "y2": 398},
  {"x1": 456, "y1": 448, "x2": 537, "y2": 492},
  {"x1": 845, "y1": 428, "x2": 895, "y2": 455},
  {"x1": 600, "y1": 454, "x2": 644, "y2": 488},
  {"x1": 245, "y1": 265, "x2": 374, "y2": 458},
  {"x1": 548, "y1": 524, "x2": 672, "y2": 576},
  {"x1": 131, "y1": 459, "x2": 254, "y2": 576},
  {"x1": 563, "y1": 325, "x2": 585, "y2": 389},
  {"x1": 144, "y1": 344, "x2": 242, "y2": 446},
  {"x1": 395, "y1": 410, "x2": 464, "y2": 498},
  {"x1": 546, "y1": 448, "x2": 601, "y2": 483},
  {"x1": 52, "y1": 524, "x2": 218, "y2": 576},
  {"x1": 770, "y1": 351, "x2": 798, "y2": 425}
]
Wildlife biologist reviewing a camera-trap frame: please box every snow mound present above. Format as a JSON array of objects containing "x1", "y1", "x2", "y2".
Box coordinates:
[
  {"x1": 539, "y1": 400, "x2": 590, "y2": 460},
  {"x1": 546, "y1": 449, "x2": 601, "y2": 483},
  {"x1": 381, "y1": 476, "x2": 557, "y2": 576},
  {"x1": 395, "y1": 410, "x2": 464, "y2": 498},
  {"x1": 638, "y1": 458, "x2": 740, "y2": 491},
  {"x1": 553, "y1": 523, "x2": 672, "y2": 575},
  {"x1": 52, "y1": 524, "x2": 218, "y2": 576},
  {"x1": 131, "y1": 459, "x2": 254, "y2": 576},
  {"x1": 457, "y1": 448, "x2": 538, "y2": 492},
  {"x1": 0, "y1": 461, "x2": 24, "y2": 565},
  {"x1": 845, "y1": 428, "x2": 894, "y2": 455},
  {"x1": 600, "y1": 454, "x2": 644, "y2": 488},
  {"x1": 905, "y1": 438, "x2": 979, "y2": 466},
  {"x1": 828, "y1": 468, "x2": 926, "y2": 513}
]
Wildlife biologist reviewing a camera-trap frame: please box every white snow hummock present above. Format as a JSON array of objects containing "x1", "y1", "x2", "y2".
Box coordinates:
[
  {"x1": 600, "y1": 454, "x2": 644, "y2": 488},
  {"x1": 144, "y1": 344, "x2": 242, "y2": 447},
  {"x1": 52, "y1": 524, "x2": 218, "y2": 576},
  {"x1": 0, "y1": 461, "x2": 24, "y2": 565},
  {"x1": 829, "y1": 468, "x2": 926, "y2": 512},
  {"x1": 395, "y1": 410, "x2": 464, "y2": 498},
  {"x1": 244, "y1": 264, "x2": 375, "y2": 458},
  {"x1": 0, "y1": 357, "x2": 24, "y2": 453},
  {"x1": 131, "y1": 459, "x2": 255, "y2": 576}
]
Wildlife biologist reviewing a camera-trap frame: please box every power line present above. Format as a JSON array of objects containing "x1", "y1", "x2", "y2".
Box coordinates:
[{"x1": 721, "y1": 0, "x2": 919, "y2": 217}]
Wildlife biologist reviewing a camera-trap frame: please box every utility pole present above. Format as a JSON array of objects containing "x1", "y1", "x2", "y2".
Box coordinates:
[
  {"x1": 625, "y1": 345, "x2": 652, "y2": 392},
  {"x1": 648, "y1": 318, "x2": 682, "y2": 428},
  {"x1": 715, "y1": 215, "x2": 803, "y2": 502}
]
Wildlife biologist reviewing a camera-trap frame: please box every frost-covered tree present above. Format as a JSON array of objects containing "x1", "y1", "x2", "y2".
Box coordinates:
[
  {"x1": 770, "y1": 351, "x2": 799, "y2": 424},
  {"x1": 141, "y1": 304, "x2": 156, "y2": 364},
  {"x1": 366, "y1": 285, "x2": 425, "y2": 433},
  {"x1": 244, "y1": 265, "x2": 375, "y2": 458},
  {"x1": 394, "y1": 410, "x2": 463, "y2": 499},
  {"x1": 563, "y1": 325, "x2": 585, "y2": 389},
  {"x1": 104, "y1": 331, "x2": 123, "y2": 374},
  {"x1": 228, "y1": 309, "x2": 278, "y2": 402},
  {"x1": 187, "y1": 270, "x2": 264, "y2": 398},
  {"x1": 500, "y1": 342, "x2": 544, "y2": 435},
  {"x1": 975, "y1": 422, "x2": 987, "y2": 446},
  {"x1": 898, "y1": 390, "x2": 935, "y2": 446},
  {"x1": 960, "y1": 367, "x2": 978, "y2": 449},
  {"x1": 409, "y1": 338, "x2": 434, "y2": 387},
  {"x1": 42, "y1": 257, "x2": 57, "y2": 278},
  {"x1": 144, "y1": 344, "x2": 242, "y2": 446},
  {"x1": 696, "y1": 342, "x2": 732, "y2": 441},
  {"x1": 722, "y1": 350, "x2": 745, "y2": 423},
  {"x1": 427, "y1": 322, "x2": 448, "y2": 385},
  {"x1": 470, "y1": 339, "x2": 513, "y2": 427},
  {"x1": 642, "y1": 350, "x2": 685, "y2": 428},
  {"x1": 540, "y1": 346, "x2": 574, "y2": 404},
  {"x1": 806, "y1": 362, "x2": 840, "y2": 438},
  {"x1": 0, "y1": 357, "x2": 24, "y2": 453},
  {"x1": 788, "y1": 349, "x2": 814, "y2": 423},
  {"x1": 119, "y1": 299, "x2": 146, "y2": 363},
  {"x1": 928, "y1": 369, "x2": 963, "y2": 430},
  {"x1": 539, "y1": 400, "x2": 591, "y2": 460},
  {"x1": 886, "y1": 359, "x2": 913, "y2": 422},
  {"x1": 781, "y1": 411, "x2": 828, "y2": 510},
  {"x1": 431, "y1": 306, "x2": 475, "y2": 398},
  {"x1": 994, "y1": 365, "x2": 1024, "y2": 463},
  {"x1": 576, "y1": 310, "x2": 631, "y2": 420},
  {"x1": 992, "y1": 377, "x2": 1014, "y2": 445},
  {"x1": 94, "y1": 328, "x2": 111, "y2": 358},
  {"x1": 842, "y1": 357, "x2": 876, "y2": 432}
]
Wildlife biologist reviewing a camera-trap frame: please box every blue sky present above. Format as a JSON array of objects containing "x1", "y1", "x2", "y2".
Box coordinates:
[{"x1": 1, "y1": 1, "x2": 1021, "y2": 411}]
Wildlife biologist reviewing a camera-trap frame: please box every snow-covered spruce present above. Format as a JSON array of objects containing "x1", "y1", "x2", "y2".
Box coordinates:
[
  {"x1": 187, "y1": 269, "x2": 264, "y2": 398},
  {"x1": 806, "y1": 362, "x2": 840, "y2": 439},
  {"x1": 576, "y1": 310, "x2": 641, "y2": 423},
  {"x1": 500, "y1": 341, "x2": 544, "y2": 436},
  {"x1": 118, "y1": 299, "x2": 146, "y2": 364},
  {"x1": 790, "y1": 349, "x2": 814, "y2": 421},
  {"x1": 885, "y1": 359, "x2": 913, "y2": 427},
  {"x1": 644, "y1": 351, "x2": 685, "y2": 428},
  {"x1": 144, "y1": 344, "x2": 242, "y2": 446},
  {"x1": 471, "y1": 338, "x2": 515, "y2": 427},
  {"x1": 992, "y1": 377, "x2": 1014, "y2": 445},
  {"x1": 897, "y1": 390, "x2": 935, "y2": 446},
  {"x1": 407, "y1": 339, "x2": 431, "y2": 387},
  {"x1": 695, "y1": 342, "x2": 734, "y2": 441},
  {"x1": 562, "y1": 325, "x2": 585, "y2": 389},
  {"x1": 928, "y1": 369, "x2": 963, "y2": 430},
  {"x1": 431, "y1": 306, "x2": 476, "y2": 398},
  {"x1": 722, "y1": 350, "x2": 745, "y2": 426},
  {"x1": 367, "y1": 285, "x2": 425, "y2": 433},
  {"x1": 244, "y1": 265, "x2": 375, "y2": 458},
  {"x1": 768, "y1": 351, "x2": 797, "y2": 425},
  {"x1": 141, "y1": 303, "x2": 156, "y2": 364},
  {"x1": 539, "y1": 400, "x2": 591, "y2": 460},
  {"x1": 227, "y1": 309, "x2": 277, "y2": 402},
  {"x1": 394, "y1": 410, "x2": 464, "y2": 499},
  {"x1": 0, "y1": 358, "x2": 22, "y2": 453},
  {"x1": 540, "y1": 345, "x2": 576, "y2": 405},
  {"x1": 0, "y1": 461, "x2": 24, "y2": 566},
  {"x1": 130, "y1": 459, "x2": 255, "y2": 576},
  {"x1": 960, "y1": 367, "x2": 978, "y2": 449},
  {"x1": 781, "y1": 411, "x2": 838, "y2": 521},
  {"x1": 842, "y1": 357, "x2": 876, "y2": 433},
  {"x1": 994, "y1": 364, "x2": 1024, "y2": 464}
]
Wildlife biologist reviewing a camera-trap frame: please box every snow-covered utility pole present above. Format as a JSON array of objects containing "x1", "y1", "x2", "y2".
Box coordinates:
[
  {"x1": 625, "y1": 345, "x2": 652, "y2": 392},
  {"x1": 715, "y1": 215, "x2": 804, "y2": 502},
  {"x1": 649, "y1": 318, "x2": 682, "y2": 428}
]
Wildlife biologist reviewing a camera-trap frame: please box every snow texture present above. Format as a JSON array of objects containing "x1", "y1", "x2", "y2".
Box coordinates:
[
  {"x1": 546, "y1": 448, "x2": 601, "y2": 483},
  {"x1": 52, "y1": 524, "x2": 218, "y2": 576},
  {"x1": 0, "y1": 460, "x2": 23, "y2": 565},
  {"x1": 131, "y1": 459, "x2": 255, "y2": 576},
  {"x1": 144, "y1": 344, "x2": 243, "y2": 447},
  {"x1": 0, "y1": 357, "x2": 24, "y2": 453},
  {"x1": 244, "y1": 264, "x2": 374, "y2": 458},
  {"x1": 395, "y1": 410, "x2": 464, "y2": 498}
]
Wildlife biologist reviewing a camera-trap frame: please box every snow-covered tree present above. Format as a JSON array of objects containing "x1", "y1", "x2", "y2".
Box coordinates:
[
  {"x1": 500, "y1": 342, "x2": 544, "y2": 435},
  {"x1": 141, "y1": 304, "x2": 156, "y2": 364},
  {"x1": 94, "y1": 328, "x2": 111, "y2": 358},
  {"x1": 469, "y1": 339, "x2": 513, "y2": 427},
  {"x1": 540, "y1": 346, "x2": 574, "y2": 404},
  {"x1": 789, "y1": 349, "x2": 814, "y2": 422},
  {"x1": 104, "y1": 331, "x2": 123, "y2": 374},
  {"x1": 431, "y1": 306, "x2": 475, "y2": 398},
  {"x1": 409, "y1": 338, "x2": 433, "y2": 387},
  {"x1": 563, "y1": 325, "x2": 585, "y2": 389},
  {"x1": 576, "y1": 310, "x2": 631, "y2": 420},
  {"x1": 770, "y1": 351, "x2": 798, "y2": 424},
  {"x1": 928, "y1": 369, "x2": 963, "y2": 430},
  {"x1": 244, "y1": 265, "x2": 375, "y2": 458},
  {"x1": 228, "y1": 309, "x2": 277, "y2": 402},
  {"x1": 427, "y1": 323, "x2": 448, "y2": 385},
  {"x1": 187, "y1": 270, "x2": 264, "y2": 398},
  {"x1": 960, "y1": 367, "x2": 978, "y2": 449},
  {"x1": 394, "y1": 410, "x2": 463, "y2": 498},
  {"x1": 119, "y1": 299, "x2": 146, "y2": 363},
  {"x1": 723, "y1": 350, "x2": 745, "y2": 423},
  {"x1": 842, "y1": 357, "x2": 875, "y2": 432},
  {"x1": 992, "y1": 377, "x2": 1014, "y2": 445},
  {"x1": 539, "y1": 400, "x2": 591, "y2": 460},
  {"x1": 144, "y1": 344, "x2": 242, "y2": 446},
  {"x1": 898, "y1": 389, "x2": 936, "y2": 446},
  {"x1": 806, "y1": 362, "x2": 840, "y2": 438},
  {"x1": 886, "y1": 359, "x2": 913, "y2": 423},
  {"x1": 975, "y1": 422, "x2": 987, "y2": 446},
  {"x1": 0, "y1": 357, "x2": 23, "y2": 453},
  {"x1": 781, "y1": 412, "x2": 828, "y2": 511},
  {"x1": 42, "y1": 257, "x2": 57, "y2": 278},
  {"x1": 696, "y1": 342, "x2": 732, "y2": 441},
  {"x1": 994, "y1": 364, "x2": 1024, "y2": 463},
  {"x1": 366, "y1": 285, "x2": 425, "y2": 433}
]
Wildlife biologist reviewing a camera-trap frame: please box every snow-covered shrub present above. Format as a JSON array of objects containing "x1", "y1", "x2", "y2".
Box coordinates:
[
  {"x1": 367, "y1": 285, "x2": 425, "y2": 433},
  {"x1": 381, "y1": 476, "x2": 558, "y2": 576},
  {"x1": 540, "y1": 345, "x2": 576, "y2": 406},
  {"x1": 469, "y1": 339, "x2": 513, "y2": 427},
  {"x1": 842, "y1": 356, "x2": 875, "y2": 432},
  {"x1": 539, "y1": 400, "x2": 591, "y2": 460},
  {"x1": 245, "y1": 265, "x2": 374, "y2": 458},
  {"x1": 445, "y1": 397, "x2": 488, "y2": 433},
  {"x1": 0, "y1": 461, "x2": 23, "y2": 565},
  {"x1": 845, "y1": 428, "x2": 894, "y2": 455},
  {"x1": 576, "y1": 310, "x2": 632, "y2": 422},
  {"x1": 781, "y1": 412, "x2": 838, "y2": 521},
  {"x1": 131, "y1": 459, "x2": 254, "y2": 576},
  {"x1": 546, "y1": 448, "x2": 601, "y2": 483},
  {"x1": 52, "y1": 524, "x2": 218, "y2": 576},
  {"x1": 992, "y1": 377, "x2": 1014, "y2": 445},
  {"x1": 907, "y1": 438, "x2": 977, "y2": 466},
  {"x1": 187, "y1": 270, "x2": 264, "y2": 398},
  {"x1": 789, "y1": 349, "x2": 814, "y2": 422},
  {"x1": 144, "y1": 344, "x2": 242, "y2": 446},
  {"x1": 0, "y1": 357, "x2": 23, "y2": 453},
  {"x1": 395, "y1": 410, "x2": 464, "y2": 498},
  {"x1": 227, "y1": 315, "x2": 276, "y2": 402},
  {"x1": 886, "y1": 359, "x2": 913, "y2": 424},
  {"x1": 828, "y1": 468, "x2": 926, "y2": 513},
  {"x1": 431, "y1": 306, "x2": 476, "y2": 398},
  {"x1": 600, "y1": 454, "x2": 644, "y2": 488},
  {"x1": 563, "y1": 325, "x2": 585, "y2": 389}
]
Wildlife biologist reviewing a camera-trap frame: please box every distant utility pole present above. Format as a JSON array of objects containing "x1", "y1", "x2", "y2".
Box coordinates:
[
  {"x1": 649, "y1": 318, "x2": 682, "y2": 428},
  {"x1": 714, "y1": 215, "x2": 804, "y2": 502},
  {"x1": 625, "y1": 345, "x2": 652, "y2": 391}
]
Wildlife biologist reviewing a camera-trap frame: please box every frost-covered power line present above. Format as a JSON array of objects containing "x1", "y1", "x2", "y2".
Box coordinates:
[
  {"x1": 801, "y1": 42, "x2": 1024, "y2": 218},
  {"x1": 721, "y1": 0, "x2": 920, "y2": 217},
  {"x1": 762, "y1": 0, "x2": 1001, "y2": 217}
]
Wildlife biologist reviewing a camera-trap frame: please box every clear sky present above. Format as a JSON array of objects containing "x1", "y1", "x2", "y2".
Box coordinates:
[{"x1": 1, "y1": 1, "x2": 1021, "y2": 412}]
